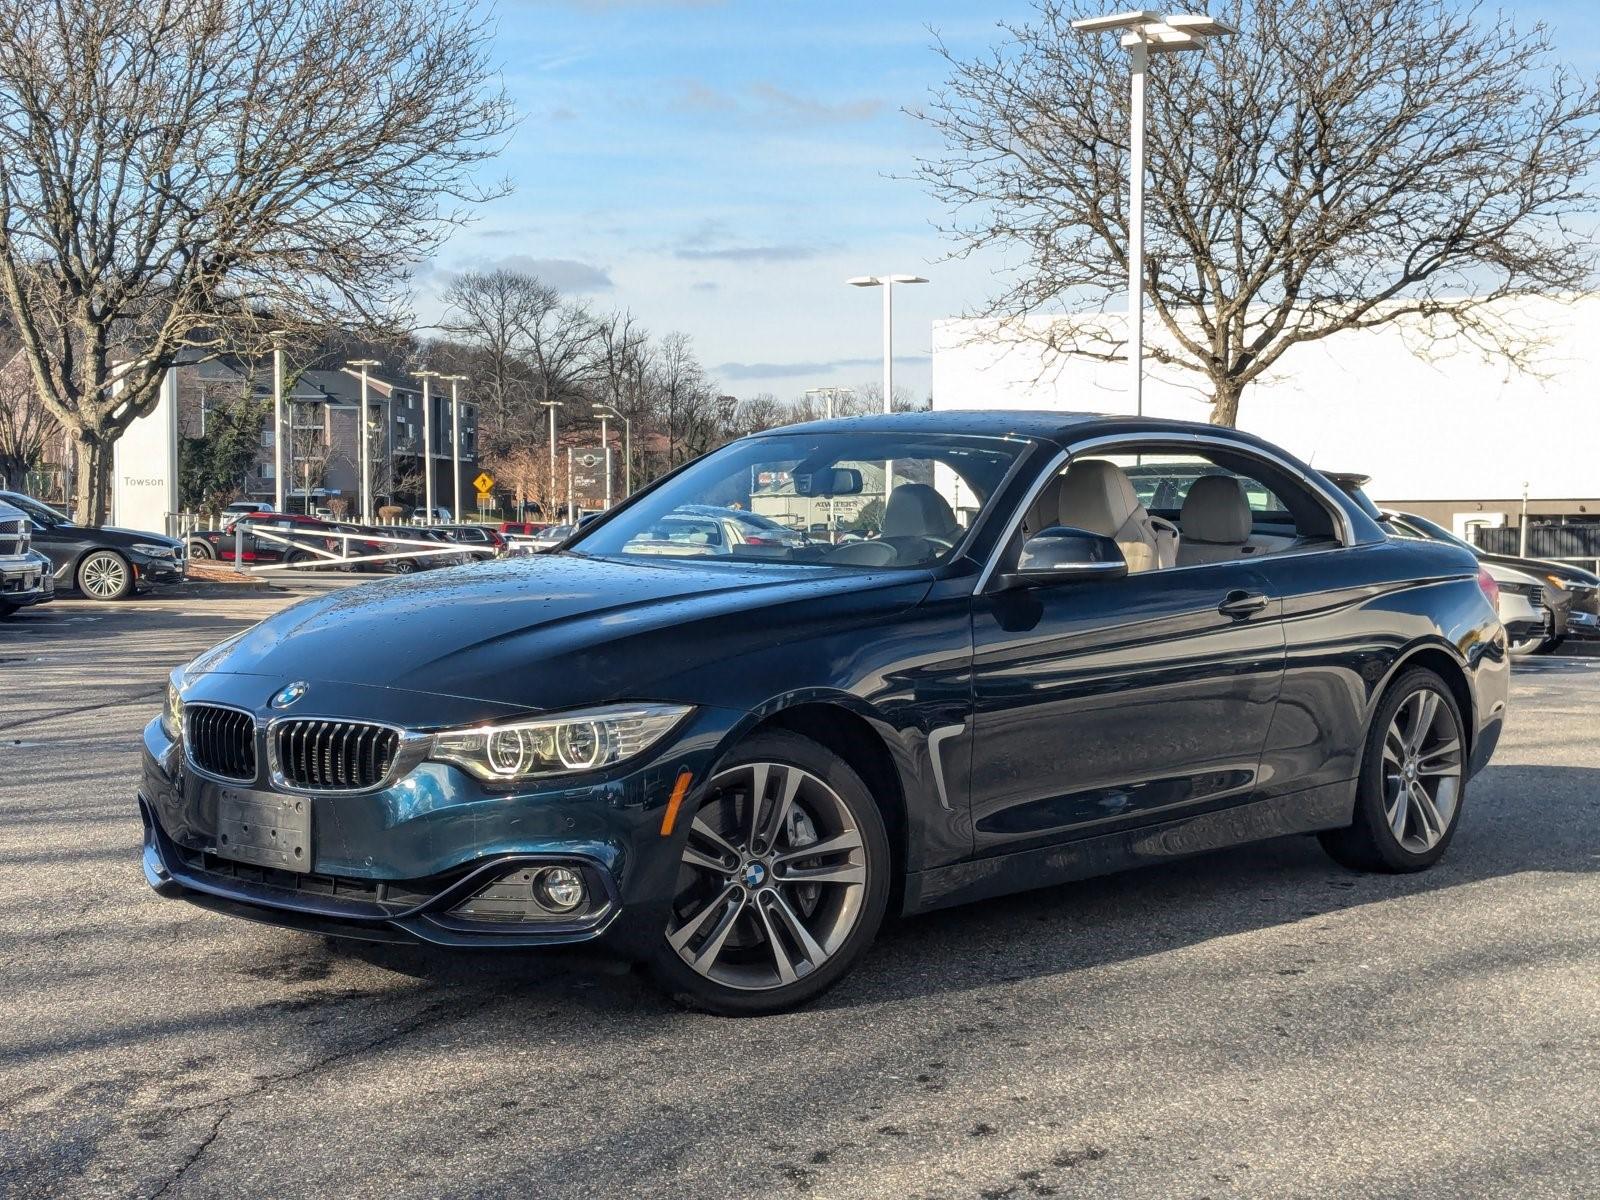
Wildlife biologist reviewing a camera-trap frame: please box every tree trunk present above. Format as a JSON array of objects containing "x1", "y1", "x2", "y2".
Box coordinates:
[
  {"x1": 71, "y1": 435, "x2": 112, "y2": 526},
  {"x1": 1209, "y1": 379, "x2": 1243, "y2": 428}
]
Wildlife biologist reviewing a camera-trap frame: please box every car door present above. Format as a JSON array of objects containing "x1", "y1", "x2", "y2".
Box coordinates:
[{"x1": 966, "y1": 465, "x2": 1287, "y2": 858}]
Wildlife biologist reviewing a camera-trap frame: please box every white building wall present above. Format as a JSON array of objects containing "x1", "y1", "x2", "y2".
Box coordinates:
[{"x1": 931, "y1": 295, "x2": 1600, "y2": 510}]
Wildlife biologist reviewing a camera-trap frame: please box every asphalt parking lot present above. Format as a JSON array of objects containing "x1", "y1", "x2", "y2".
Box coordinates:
[{"x1": 2, "y1": 584, "x2": 1597, "y2": 1200}]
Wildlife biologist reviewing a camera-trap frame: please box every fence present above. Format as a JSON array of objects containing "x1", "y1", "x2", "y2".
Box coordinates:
[{"x1": 1472, "y1": 524, "x2": 1600, "y2": 573}]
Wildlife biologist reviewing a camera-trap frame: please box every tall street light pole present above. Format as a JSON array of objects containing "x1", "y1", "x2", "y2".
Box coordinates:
[
  {"x1": 846, "y1": 274, "x2": 928, "y2": 415},
  {"x1": 593, "y1": 404, "x2": 631, "y2": 499},
  {"x1": 847, "y1": 275, "x2": 926, "y2": 499},
  {"x1": 444, "y1": 374, "x2": 468, "y2": 519},
  {"x1": 539, "y1": 399, "x2": 563, "y2": 516},
  {"x1": 413, "y1": 369, "x2": 440, "y2": 523},
  {"x1": 346, "y1": 359, "x2": 381, "y2": 523},
  {"x1": 1071, "y1": 10, "x2": 1235, "y2": 416},
  {"x1": 271, "y1": 335, "x2": 286, "y2": 512}
]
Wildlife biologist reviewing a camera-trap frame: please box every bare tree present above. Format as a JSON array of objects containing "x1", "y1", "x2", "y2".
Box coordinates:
[
  {"x1": 0, "y1": 348, "x2": 53, "y2": 488},
  {"x1": 441, "y1": 271, "x2": 545, "y2": 454},
  {"x1": 918, "y1": 0, "x2": 1600, "y2": 424},
  {"x1": 0, "y1": 0, "x2": 512, "y2": 521}
]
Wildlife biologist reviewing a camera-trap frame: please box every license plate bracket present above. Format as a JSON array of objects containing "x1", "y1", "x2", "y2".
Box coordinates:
[{"x1": 216, "y1": 789, "x2": 312, "y2": 873}]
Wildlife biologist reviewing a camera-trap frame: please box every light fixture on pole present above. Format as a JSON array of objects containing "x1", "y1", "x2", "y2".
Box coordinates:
[
  {"x1": 1071, "y1": 10, "x2": 1235, "y2": 417},
  {"x1": 592, "y1": 404, "x2": 632, "y2": 500},
  {"x1": 345, "y1": 359, "x2": 381, "y2": 523},
  {"x1": 412, "y1": 370, "x2": 440, "y2": 523},
  {"x1": 443, "y1": 374, "x2": 468, "y2": 519},
  {"x1": 539, "y1": 399, "x2": 563, "y2": 516}
]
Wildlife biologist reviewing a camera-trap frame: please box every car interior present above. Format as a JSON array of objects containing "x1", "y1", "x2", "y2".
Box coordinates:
[{"x1": 1020, "y1": 447, "x2": 1342, "y2": 574}]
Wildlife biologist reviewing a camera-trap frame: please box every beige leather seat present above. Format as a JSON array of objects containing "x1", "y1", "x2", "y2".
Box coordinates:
[
  {"x1": 1178, "y1": 475, "x2": 1254, "y2": 565},
  {"x1": 1055, "y1": 459, "x2": 1167, "y2": 573}
]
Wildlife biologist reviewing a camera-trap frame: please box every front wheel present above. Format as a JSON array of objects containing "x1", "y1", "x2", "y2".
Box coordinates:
[
  {"x1": 648, "y1": 730, "x2": 891, "y2": 1016},
  {"x1": 1507, "y1": 632, "x2": 1551, "y2": 656},
  {"x1": 1320, "y1": 668, "x2": 1467, "y2": 873},
  {"x1": 77, "y1": 550, "x2": 134, "y2": 601}
]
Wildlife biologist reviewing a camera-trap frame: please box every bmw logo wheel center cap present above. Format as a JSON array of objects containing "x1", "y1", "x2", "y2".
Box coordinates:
[{"x1": 742, "y1": 861, "x2": 768, "y2": 889}]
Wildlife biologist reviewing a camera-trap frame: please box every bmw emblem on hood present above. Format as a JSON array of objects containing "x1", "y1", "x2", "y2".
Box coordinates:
[{"x1": 270, "y1": 681, "x2": 308, "y2": 709}]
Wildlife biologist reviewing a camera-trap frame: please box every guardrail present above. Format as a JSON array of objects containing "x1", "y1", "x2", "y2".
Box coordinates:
[{"x1": 232, "y1": 524, "x2": 476, "y2": 573}]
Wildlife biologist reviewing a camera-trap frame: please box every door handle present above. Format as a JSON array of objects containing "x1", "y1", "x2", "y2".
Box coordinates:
[{"x1": 1218, "y1": 589, "x2": 1269, "y2": 619}]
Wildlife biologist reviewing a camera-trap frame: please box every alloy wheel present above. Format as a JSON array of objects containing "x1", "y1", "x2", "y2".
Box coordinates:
[
  {"x1": 668, "y1": 762, "x2": 868, "y2": 992},
  {"x1": 79, "y1": 552, "x2": 129, "y2": 600},
  {"x1": 1381, "y1": 688, "x2": 1463, "y2": 854}
]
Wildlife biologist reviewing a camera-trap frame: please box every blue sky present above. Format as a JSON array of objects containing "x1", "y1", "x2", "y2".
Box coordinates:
[{"x1": 421, "y1": 0, "x2": 1600, "y2": 404}]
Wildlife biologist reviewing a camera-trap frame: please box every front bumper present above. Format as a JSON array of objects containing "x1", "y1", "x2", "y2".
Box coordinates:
[
  {"x1": 138, "y1": 699, "x2": 740, "y2": 953},
  {"x1": 1, "y1": 555, "x2": 54, "y2": 607},
  {"x1": 133, "y1": 551, "x2": 187, "y2": 587}
]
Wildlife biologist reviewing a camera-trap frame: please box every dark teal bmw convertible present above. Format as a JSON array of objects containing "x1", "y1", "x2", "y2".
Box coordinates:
[{"x1": 140, "y1": 412, "x2": 1507, "y2": 1014}]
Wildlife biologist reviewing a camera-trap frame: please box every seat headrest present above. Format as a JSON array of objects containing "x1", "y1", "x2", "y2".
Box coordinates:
[
  {"x1": 1056, "y1": 459, "x2": 1143, "y2": 537},
  {"x1": 882, "y1": 483, "x2": 959, "y2": 540},
  {"x1": 1180, "y1": 474, "x2": 1252, "y2": 544}
]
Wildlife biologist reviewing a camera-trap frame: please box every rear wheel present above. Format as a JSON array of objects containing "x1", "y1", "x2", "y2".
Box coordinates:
[
  {"x1": 186, "y1": 539, "x2": 215, "y2": 560},
  {"x1": 77, "y1": 550, "x2": 133, "y2": 601},
  {"x1": 1319, "y1": 668, "x2": 1466, "y2": 872},
  {"x1": 1507, "y1": 632, "x2": 1550, "y2": 655},
  {"x1": 648, "y1": 730, "x2": 890, "y2": 1016}
]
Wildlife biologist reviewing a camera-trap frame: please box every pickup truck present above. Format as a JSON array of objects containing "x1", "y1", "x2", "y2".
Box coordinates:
[{"x1": 0, "y1": 498, "x2": 55, "y2": 617}]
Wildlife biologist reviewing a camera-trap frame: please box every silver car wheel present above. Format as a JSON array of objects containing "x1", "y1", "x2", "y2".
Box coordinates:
[
  {"x1": 1381, "y1": 687, "x2": 1463, "y2": 854},
  {"x1": 668, "y1": 762, "x2": 868, "y2": 992},
  {"x1": 78, "y1": 551, "x2": 129, "y2": 600}
]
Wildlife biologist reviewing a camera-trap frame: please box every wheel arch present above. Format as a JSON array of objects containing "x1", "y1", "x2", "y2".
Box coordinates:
[
  {"x1": 1381, "y1": 641, "x2": 1476, "y2": 758},
  {"x1": 737, "y1": 698, "x2": 912, "y2": 903}
]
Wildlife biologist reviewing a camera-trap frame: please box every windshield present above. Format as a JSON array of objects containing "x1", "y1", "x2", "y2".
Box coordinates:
[
  {"x1": 1393, "y1": 511, "x2": 1474, "y2": 551},
  {"x1": 571, "y1": 430, "x2": 1028, "y2": 569},
  {"x1": 2, "y1": 492, "x2": 64, "y2": 525}
]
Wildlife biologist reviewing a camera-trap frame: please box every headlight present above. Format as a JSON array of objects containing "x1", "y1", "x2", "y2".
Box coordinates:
[
  {"x1": 430, "y1": 703, "x2": 692, "y2": 782},
  {"x1": 131, "y1": 543, "x2": 176, "y2": 559},
  {"x1": 161, "y1": 672, "x2": 185, "y2": 740}
]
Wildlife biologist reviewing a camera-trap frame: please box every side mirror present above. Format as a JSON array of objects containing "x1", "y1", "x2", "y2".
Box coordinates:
[{"x1": 999, "y1": 526, "x2": 1127, "y2": 589}]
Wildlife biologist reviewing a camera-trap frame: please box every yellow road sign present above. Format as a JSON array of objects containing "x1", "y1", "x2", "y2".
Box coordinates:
[{"x1": 472, "y1": 471, "x2": 495, "y2": 494}]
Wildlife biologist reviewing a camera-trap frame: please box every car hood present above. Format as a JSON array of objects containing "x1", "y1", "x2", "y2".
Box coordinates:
[
  {"x1": 78, "y1": 524, "x2": 183, "y2": 548},
  {"x1": 189, "y1": 553, "x2": 932, "y2": 714},
  {"x1": 1480, "y1": 552, "x2": 1599, "y2": 587}
]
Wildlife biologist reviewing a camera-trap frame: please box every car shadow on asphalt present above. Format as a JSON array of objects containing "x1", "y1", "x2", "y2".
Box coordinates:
[{"x1": 317, "y1": 760, "x2": 1599, "y2": 1016}]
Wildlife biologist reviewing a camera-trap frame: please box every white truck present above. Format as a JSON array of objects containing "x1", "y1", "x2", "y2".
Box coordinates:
[{"x1": 0, "y1": 497, "x2": 54, "y2": 618}]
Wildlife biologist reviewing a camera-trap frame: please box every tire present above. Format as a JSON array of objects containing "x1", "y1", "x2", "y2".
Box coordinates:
[
  {"x1": 76, "y1": 550, "x2": 134, "y2": 601},
  {"x1": 187, "y1": 540, "x2": 215, "y2": 560},
  {"x1": 286, "y1": 551, "x2": 313, "y2": 566},
  {"x1": 1507, "y1": 634, "x2": 1550, "y2": 656},
  {"x1": 1319, "y1": 668, "x2": 1467, "y2": 873},
  {"x1": 647, "y1": 729, "x2": 891, "y2": 1016},
  {"x1": 0, "y1": 602, "x2": 17, "y2": 619},
  {"x1": 390, "y1": 558, "x2": 417, "y2": 575},
  {"x1": 1534, "y1": 636, "x2": 1565, "y2": 656}
]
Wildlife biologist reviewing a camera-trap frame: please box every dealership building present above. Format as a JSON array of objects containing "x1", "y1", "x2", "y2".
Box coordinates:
[{"x1": 931, "y1": 294, "x2": 1600, "y2": 551}]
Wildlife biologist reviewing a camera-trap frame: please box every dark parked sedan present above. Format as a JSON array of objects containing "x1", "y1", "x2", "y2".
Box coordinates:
[
  {"x1": 1, "y1": 490, "x2": 185, "y2": 600},
  {"x1": 139, "y1": 413, "x2": 1508, "y2": 1014}
]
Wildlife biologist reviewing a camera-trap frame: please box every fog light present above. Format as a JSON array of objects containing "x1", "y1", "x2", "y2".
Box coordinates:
[{"x1": 536, "y1": 866, "x2": 585, "y2": 913}]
